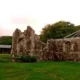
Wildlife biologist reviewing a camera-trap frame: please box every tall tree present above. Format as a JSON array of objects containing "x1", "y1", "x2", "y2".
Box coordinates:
[{"x1": 40, "y1": 21, "x2": 76, "y2": 42}]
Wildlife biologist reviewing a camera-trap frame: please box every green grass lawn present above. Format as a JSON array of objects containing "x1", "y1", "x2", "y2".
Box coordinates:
[
  {"x1": 0, "y1": 54, "x2": 80, "y2": 80},
  {"x1": 0, "y1": 54, "x2": 11, "y2": 62}
]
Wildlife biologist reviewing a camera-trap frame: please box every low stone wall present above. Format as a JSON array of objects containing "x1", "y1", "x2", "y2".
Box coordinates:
[
  {"x1": 11, "y1": 26, "x2": 80, "y2": 61},
  {"x1": 43, "y1": 38, "x2": 80, "y2": 61}
]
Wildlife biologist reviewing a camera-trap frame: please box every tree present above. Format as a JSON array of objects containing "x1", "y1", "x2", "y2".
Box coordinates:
[
  {"x1": 75, "y1": 25, "x2": 80, "y2": 31},
  {"x1": 40, "y1": 21, "x2": 76, "y2": 42},
  {"x1": 0, "y1": 36, "x2": 12, "y2": 45}
]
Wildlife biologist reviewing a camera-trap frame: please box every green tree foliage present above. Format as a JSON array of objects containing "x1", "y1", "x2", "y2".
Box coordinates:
[
  {"x1": 40, "y1": 21, "x2": 77, "y2": 42},
  {"x1": 0, "y1": 36, "x2": 12, "y2": 45},
  {"x1": 75, "y1": 25, "x2": 80, "y2": 30}
]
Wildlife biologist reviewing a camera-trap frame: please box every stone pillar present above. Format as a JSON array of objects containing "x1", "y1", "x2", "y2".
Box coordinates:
[{"x1": 11, "y1": 28, "x2": 21, "y2": 58}]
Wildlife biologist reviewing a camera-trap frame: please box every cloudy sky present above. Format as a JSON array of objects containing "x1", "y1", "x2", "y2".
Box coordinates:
[{"x1": 0, "y1": 0, "x2": 80, "y2": 36}]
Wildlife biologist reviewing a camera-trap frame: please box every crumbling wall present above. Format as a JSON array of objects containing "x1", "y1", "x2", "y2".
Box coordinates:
[
  {"x1": 11, "y1": 26, "x2": 45, "y2": 61},
  {"x1": 11, "y1": 26, "x2": 80, "y2": 61},
  {"x1": 45, "y1": 38, "x2": 80, "y2": 61},
  {"x1": 11, "y1": 29, "x2": 21, "y2": 56}
]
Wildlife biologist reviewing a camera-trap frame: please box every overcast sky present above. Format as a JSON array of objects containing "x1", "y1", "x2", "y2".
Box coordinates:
[{"x1": 0, "y1": 0, "x2": 80, "y2": 36}]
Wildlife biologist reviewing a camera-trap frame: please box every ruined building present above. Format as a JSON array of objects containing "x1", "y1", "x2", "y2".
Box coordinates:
[{"x1": 11, "y1": 26, "x2": 80, "y2": 61}]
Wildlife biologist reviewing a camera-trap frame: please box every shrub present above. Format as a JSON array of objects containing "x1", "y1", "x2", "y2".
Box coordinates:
[{"x1": 19, "y1": 55, "x2": 37, "y2": 63}]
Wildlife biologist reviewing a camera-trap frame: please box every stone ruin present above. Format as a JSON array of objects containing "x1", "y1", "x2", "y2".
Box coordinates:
[
  {"x1": 11, "y1": 26, "x2": 45, "y2": 61},
  {"x1": 11, "y1": 26, "x2": 80, "y2": 61}
]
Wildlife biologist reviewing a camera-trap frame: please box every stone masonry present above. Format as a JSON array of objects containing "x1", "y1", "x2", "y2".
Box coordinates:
[{"x1": 11, "y1": 26, "x2": 80, "y2": 61}]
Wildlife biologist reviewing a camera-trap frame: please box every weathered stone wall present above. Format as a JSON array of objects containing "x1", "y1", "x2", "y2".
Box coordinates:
[
  {"x1": 11, "y1": 26, "x2": 45, "y2": 60},
  {"x1": 44, "y1": 38, "x2": 80, "y2": 61},
  {"x1": 11, "y1": 26, "x2": 80, "y2": 61},
  {"x1": 11, "y1": 29, "x2": 21, "y2": 56}
]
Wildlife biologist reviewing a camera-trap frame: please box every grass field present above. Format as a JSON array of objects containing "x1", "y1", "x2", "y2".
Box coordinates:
[{"x1": 0, "y1": 54, "x2": 80, "y2": 80}]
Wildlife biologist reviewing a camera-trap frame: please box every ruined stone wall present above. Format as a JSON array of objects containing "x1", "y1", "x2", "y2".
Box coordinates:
[
  {"x1": 11, "y1": 26, "x2": 80, "y2": 61},
  {"x1": 44, "y1": 38, "x2": 80, "y2": 61},
  {"x1": 11, "y1": 26, "x2": 45, "y2": 60}
]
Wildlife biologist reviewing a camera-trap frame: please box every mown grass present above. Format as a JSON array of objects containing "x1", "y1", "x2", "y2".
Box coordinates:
[
  {"x1": 0, "y1": 54, "x2": 11, "y2": 62},
  {"x1": 0, "y1": 54, "x2": 80, "y2": 80}
]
